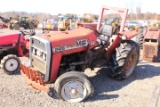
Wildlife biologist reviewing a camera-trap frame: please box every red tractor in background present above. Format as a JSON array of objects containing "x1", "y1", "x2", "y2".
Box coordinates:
[
  {"x1": 136, "y1": 22, "x2": 160, "y2": 62},
  {"x1": 20, "y1": 6, "x2": 139, "y2": 102},
  {"x1": 0, "y1": 30, "x2": 32, "y2": 74}
]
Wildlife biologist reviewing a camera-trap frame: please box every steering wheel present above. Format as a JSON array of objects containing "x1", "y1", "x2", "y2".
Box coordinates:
[
  {"x1": 84, "y1": 25, "x2": 99, "y2": 36},
  {"x1": 20, "y1": 30, "x2": 35, "y2": 36}
]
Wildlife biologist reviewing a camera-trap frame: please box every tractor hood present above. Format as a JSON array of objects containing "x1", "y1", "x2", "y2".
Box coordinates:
[
  {"x1": 37, "y1": 27, "x2": 97, "y2": 54},
  {"x1": 0, "y1": 30, "x2": 22, "y2": 46}
]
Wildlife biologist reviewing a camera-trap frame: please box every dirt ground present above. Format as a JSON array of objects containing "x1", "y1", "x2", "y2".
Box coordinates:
[{"x1": 0, "y1": 29, "x2": 160, "y2": 107}]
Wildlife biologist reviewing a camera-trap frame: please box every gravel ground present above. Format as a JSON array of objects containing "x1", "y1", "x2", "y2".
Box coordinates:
[{"x1": 0, "y1": 56, "x2": 160, "y2": 107}]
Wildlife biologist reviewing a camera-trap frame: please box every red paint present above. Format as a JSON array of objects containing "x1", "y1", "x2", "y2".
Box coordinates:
[
  {"x1": 0, "y1": 31, "x2": 28, "y2": 56},
  {"x1": 77, "y1": 23, "x2": 99, "y2": 30},
  {"x1": 50, "y1": 53, "x2": 62, "y2": 82},
  {"x1": 144, "y1": 30, "x2": 160, "y2": 40}
]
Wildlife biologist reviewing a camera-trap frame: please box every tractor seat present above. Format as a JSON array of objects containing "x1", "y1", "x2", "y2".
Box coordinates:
[
  {"x1": 97, "y1": 25, "x2": 113, "y2": 45},
  {"x1": 99, "y1": 24, "x2": 113, "y2": 37}
]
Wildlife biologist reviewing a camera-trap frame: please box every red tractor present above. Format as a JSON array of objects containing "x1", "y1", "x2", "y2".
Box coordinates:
[
  {"x1": 136, "y1": 22, "x2": 160, "y2": 62},
  {"x1": 142, "y1": 28, "x2": 160, "y2": 62},
  {"x1": 20, "y1": 6, "x2": 140, "y2": 102},
  {"x1": 0, "y1": 30, "x2": 31, "y2": 74}
]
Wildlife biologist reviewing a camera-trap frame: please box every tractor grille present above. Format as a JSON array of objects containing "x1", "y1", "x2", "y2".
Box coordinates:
[
  {"x1": 30, "y1": 36, "x2": 52, "y2": 82},
  {"x1": 31, "y1": 38, "x2": 46, "y2": 51},
  {"x1": 31, "y1": 38, "x2": 47, "y2": 74}
]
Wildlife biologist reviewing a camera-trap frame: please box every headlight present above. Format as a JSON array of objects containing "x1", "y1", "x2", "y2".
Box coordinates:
[
  {"x1": 37, "y1": 50, "x2": 42, "y2": 57},
  {"x1": 32, "y1": 48, "x2": 36, "y2": 55},
  {"x1": 42, "y1": 53, "x2": 46, "y2": 61}
]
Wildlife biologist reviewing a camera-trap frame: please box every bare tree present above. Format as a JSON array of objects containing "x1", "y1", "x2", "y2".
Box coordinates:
[{"x1": 136, "y1": 6, "x2": 141, "y2": 20}]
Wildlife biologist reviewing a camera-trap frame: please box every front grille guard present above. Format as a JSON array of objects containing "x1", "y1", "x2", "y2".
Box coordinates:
[{"x1": 20, "y1": 63, "x2": 49, "y2": 92}]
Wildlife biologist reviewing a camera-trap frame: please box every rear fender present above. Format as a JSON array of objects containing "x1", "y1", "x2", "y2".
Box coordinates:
[{"x1": 119, "y1": 30, "x2": 138, "y2": 40}]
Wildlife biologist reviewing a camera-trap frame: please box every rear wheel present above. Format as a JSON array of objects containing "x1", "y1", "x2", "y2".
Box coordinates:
[
  {"x1": 136, "y1": 32, "x2": 144, "y2": 49},
  {"x1": 110, "y1": 40, "x2": 140, "y2": 80},
  {"x1": 9, "y1": 23, "x2": 14, "y2": 29},
  {"x1": 14, "y1": 23, "x2": 20, "y2": 30},
  {"x1": 29, "y1": 23, "x2": 35, "y2": 29},
  {"x1": 54, "y1": 72, "x2": 94, "y2": 102},
  {"x1": 0, "y1": 54, "x2": 20, "y2": 75}
]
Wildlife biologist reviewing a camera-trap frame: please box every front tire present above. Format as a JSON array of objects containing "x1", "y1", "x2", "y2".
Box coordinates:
[
  {"x1": 0, "y1": 54, "x2": 20, "y2": 75},
  {"x1": 54, "y1": 72, "x2": 94, "y2": 102},
  {"x1": 110, "y1": 40, "x2": 140, "y2": 80}
]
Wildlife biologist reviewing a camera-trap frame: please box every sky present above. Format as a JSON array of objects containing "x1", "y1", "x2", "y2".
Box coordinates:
[{"x1": 0, "y1": 0, "x2": 159, "y2": 15}]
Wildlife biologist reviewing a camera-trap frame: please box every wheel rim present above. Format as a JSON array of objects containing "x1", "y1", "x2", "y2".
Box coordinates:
[
  {"x1": 125, "y1": 51, "x2": 138, "y2": 77},
  {"x1": 61, "y1": 81, "x2": 87, "y2": 102},
  {"x1": 5, "y1": 59, "x2": 18, "y2": 72}
]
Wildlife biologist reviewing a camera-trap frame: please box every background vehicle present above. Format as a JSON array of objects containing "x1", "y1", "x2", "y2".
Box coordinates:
[
  {"x1": 58, "y1": 16, "x2": 74, "y2": 31},
  {"x1": 0, "y1": 16, "x2": 11, "y2": 23},
  {"x1": 127, "y1": 21, "x2": 141, "y2": 30},
  {"x1": 0, "y1": 16, "x2": 18, "y2": 29},
  {"x1": 44, "y1": 19, "x2": 58, "y2": 31},
  {"x1": 0, "y1": 30, "x2": 30, "y2": 74},
  {"x1": 20, "y1": 5, "x2": 139, "y2": 102},
  {"x1": 105, "y1": 17, "x2": 120, "y2": 35},
  {"x1": 136, "y1": 21, "x2": 160, "y2": 62},
  {"x1": 13, "y1": 17, "x2": 39, "y2": 30},
  {"x1": 0, "y1": 23, "x2": 6, "y2": 29}
]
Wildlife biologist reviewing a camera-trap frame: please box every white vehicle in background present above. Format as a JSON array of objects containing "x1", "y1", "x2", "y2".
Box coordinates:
[
  {"x1": 138, "y1": 20, "x2": 149, "y2": 27},
  {"x1": 127, "y1": 21, "x2": 141, "y2": 28}
]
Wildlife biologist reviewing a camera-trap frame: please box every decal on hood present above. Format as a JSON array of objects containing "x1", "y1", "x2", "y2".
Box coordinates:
[{"x1": 53, "y1": 39, "x2": 94, "y2": 53}]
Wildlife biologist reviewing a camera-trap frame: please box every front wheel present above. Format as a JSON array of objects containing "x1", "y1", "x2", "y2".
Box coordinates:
[
  {"x1": 110, "y1": 40, "x2": 140, "y2": 80},
  {"x1": 0, "y1": 54, "x2": 20, "y2": 75},
  {"x1": 54, "y1": 72, "x2": 94, "y2": 102}
]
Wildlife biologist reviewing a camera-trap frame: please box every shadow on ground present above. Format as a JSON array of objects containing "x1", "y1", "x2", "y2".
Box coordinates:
[{"x1": 85, "y1": 62, "x2": 160, "y2": 102}]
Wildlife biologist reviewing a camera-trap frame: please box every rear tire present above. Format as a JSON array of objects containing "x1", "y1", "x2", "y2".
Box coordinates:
[
  {"x1": 110, "y1": 40, "x2": 140, "y2": 80},
  {"x1": 14, "y1": 23, "x2": 20, "y2": 30},
  {"x1": 136, "y1": 32, "x2": 144, "y2": 49},
  {"x1": 9, "y1": 23, "x2": 14, "y2": 30},
  {"x1": 0, "y1": 54, "x2": 20, "y2": 75},
  {"x1": 54, "y1": 71, "x2": 94, "y2": 102},
  {"x1": 150, "y1": 84, "x2": 160, "y2": 107},
  {"x1": 29, "y1": 23, "x2": 35, "y2": 29}
]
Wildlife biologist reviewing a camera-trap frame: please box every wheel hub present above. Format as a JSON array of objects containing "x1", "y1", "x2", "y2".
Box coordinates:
[
  {"x1": 126, "y1": 56, "x2": 133, "y2": 70},
  {"x1": 71, "y1": 88, "x2": 78, "y2": 96},
  {"x1": 125, "y1": 51, "x2": 138, "y2": 77},
  {"x1": 61, "y1": 81, "x2": 87, "y2": 102},
  {"x1": 5, "y1": 59, "x2": 18, "y2": 72}
]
